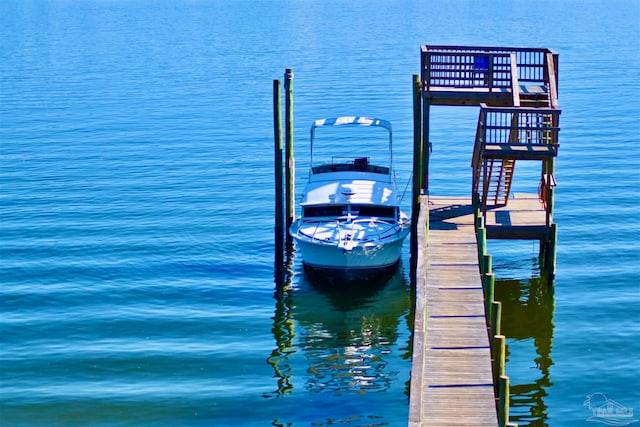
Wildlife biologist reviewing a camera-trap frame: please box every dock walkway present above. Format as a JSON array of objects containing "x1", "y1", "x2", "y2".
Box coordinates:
[
  {"x1": 410, "y1": 196, "x2": 497, "y2": 426},
  {"x1": 407, "y1": 44, "x2": 560, "y2": 426}
]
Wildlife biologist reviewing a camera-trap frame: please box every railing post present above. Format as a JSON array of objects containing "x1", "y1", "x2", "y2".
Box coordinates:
[
  {"x1": 488, "y1": 54, "x2": 494, "y2": 90},
  {"x1": 491, "y1": 300, "x2": 502, "y2": 338},
  {"x1": 482, "y1": 254, "x2": 492, "y2": 275},
  {"x1": 477, "y1": 226, "x2": 486, "y2": 258},
  {"x1": 475, "y1": 201, "x2": 484, "y2": 231},
  {"x1": 483, "y1": 272, "x2": 495, "y2": 324},
  {"x1": 493, "y1": 335, "x2": 506, "y2": 394},
  {"x1": 498, "y1": 375, "x2": 510, "y2": 427}
]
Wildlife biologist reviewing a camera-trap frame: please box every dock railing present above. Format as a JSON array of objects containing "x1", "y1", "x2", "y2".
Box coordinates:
[
  {"x1": 471, "y1": 104, "x2": 561, "y2": 170},
  {"x1": 472, "y1": 104, "x2": 560, "y2": 216},
  {"x1": 421, "y1": 45, "x2": 558, "y2": 91}
]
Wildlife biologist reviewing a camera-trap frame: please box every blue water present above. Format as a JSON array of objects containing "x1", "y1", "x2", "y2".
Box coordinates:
[{"x1": 1, "y1": 0, "x2": 638, "y2": 426}]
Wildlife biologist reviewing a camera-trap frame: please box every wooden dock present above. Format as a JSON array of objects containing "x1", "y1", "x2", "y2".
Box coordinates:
[
  {"x1": 409, "y1": 193, "x2": 548, "y2": 425},
  {"x1": 409, "y1": 196, "x2": 497, "y2": 426},
  {"x1": 272, "y1": 45, "x2": 561, "y2": 427},
  {"x1": 409, "y1": 45, "x2": 561, "y2": 426}
]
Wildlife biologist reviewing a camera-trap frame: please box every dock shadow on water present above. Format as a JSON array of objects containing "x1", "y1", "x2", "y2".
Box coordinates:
[
  {"x1": 266, "y1": 264, "x2": 412, "y2": 424},
  {"x1": 494, "y1": 273, "x2": 555, "y2": 427}
]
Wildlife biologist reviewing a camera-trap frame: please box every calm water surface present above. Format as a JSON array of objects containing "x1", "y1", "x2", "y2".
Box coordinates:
[{"x1": 1, "y1": 0, "x2": 638, "y2": 426}]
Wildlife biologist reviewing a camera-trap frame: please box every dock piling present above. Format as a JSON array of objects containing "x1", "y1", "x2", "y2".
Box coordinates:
[
  {"x1": 498, "y1": 375, "x2": 510, "y2": 427},
  {"x1": 493, "y1": 334, "x2": 506, "y2": 393},
  {"x1": 491, "y1": 300, "x2": 502, "y2": 338},
  {"x1": 483, "y1": 272, "x2": 495, "y2": 325},
  {"x1": 410, "y1": 74, "x2": 423, "y2": 279},
  {"x1": 273, "y1": 79, "x2": 285, "y2": 284},
  {"x1": 284, "y1": 69, "x2": 295, "y2": 250}
]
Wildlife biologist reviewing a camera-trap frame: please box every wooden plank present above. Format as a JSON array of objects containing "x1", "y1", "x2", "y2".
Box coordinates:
[
  {"x1": 482, "y1": 192, "x2": 551, "y2": 239},
  {"x1": 483, "y1": 143, "x2": 557, "y2": 160},
  {"x1": 510, "y1": 53, "x2": 520, "y2": 107},
  {"x1": 424, "y1": 88, "x2": 514, "y2": 107},
  {"x1": 546, "y1": 52, "x2": 559, "y2": 108}
]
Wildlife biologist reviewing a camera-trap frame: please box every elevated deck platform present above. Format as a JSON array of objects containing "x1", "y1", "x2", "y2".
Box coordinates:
[
  {"x1": 429, "y1": 193, "x2": 549, "y2": 239},
  {"x1": 485, "y1": 193, "x2": 550, "y2": 239},
  {"x1": 421, "y1": 45, "x2": 558, "y2": 108}
]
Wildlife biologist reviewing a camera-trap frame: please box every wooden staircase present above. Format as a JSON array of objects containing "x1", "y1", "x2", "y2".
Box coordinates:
[
  {"x1": 474, "y1": 158, "x2": 515, "y2": 207},
  {"x1": 472, "y1": 105, "x2": 560, "y2": 214}
]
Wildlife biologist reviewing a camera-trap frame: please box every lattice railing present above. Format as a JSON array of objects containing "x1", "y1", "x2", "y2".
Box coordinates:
[{"x1": 421, "y1": 45, "x2": 558, "y2": 92}]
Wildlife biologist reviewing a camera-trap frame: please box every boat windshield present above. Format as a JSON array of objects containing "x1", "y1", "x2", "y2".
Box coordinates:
[{"x1": 303, "y1": 205, "x2": 396, "y2": 219}]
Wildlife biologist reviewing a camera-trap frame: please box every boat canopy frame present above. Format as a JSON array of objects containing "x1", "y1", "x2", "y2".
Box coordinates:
[{"x1": 310, "y1": 116, "x2": 393, "y2": 172}]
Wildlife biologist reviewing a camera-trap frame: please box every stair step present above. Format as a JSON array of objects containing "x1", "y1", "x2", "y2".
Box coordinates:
[{"x1": 479, "y1": 157, "x2": 516, "y2": 206}]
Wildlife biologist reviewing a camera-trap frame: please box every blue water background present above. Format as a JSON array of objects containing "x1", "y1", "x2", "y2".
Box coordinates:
[{"x1": 1, "y1": 0, "x2": 639, "y2": 425}]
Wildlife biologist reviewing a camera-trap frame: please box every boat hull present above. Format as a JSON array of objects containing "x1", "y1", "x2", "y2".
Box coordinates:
[
  {"x1": 293, "y1": 231, "x2": 407, "y2": 270},
  {"x1": 303, "y1": 261, "x2": 400, "y2": 286}
]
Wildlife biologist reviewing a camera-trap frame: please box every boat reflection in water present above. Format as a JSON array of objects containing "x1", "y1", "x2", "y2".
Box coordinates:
[
  {"x1": 494, "y1": 275, "x2": 555, "y2": 427},
  {"x1": 267, "y1": 264, "x2": 411, "y2": 400}
]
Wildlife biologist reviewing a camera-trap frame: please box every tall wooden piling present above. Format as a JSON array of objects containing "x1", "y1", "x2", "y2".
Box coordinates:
[
  {"x1": 411, "y1": 74, "x2": 423, "y2": 278},
  {"x1": 420, "y1": 52, "x2": 431, "y2": 193},
  {"x1": 547, "y1": 222, "x2": 558, "y2": 283},
  {"x1": 284, "y1": 69, "x2": 295, "y2": 250},
  {"x1": 273, "y1": 79, "x2": 285, "y2": 284}
]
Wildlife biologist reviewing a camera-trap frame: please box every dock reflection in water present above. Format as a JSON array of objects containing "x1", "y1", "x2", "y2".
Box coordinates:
[
  {"x1": 267, "y1": 266, "x2": 411, "y2": 399},
  {"x1": 494, "y1": 275, "x2": 555, "y2": 427}
]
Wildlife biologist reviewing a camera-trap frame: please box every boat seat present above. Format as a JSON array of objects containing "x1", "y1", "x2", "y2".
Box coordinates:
[{"x1": 354, "y1": 157, "x2": 369, "y2": 170}]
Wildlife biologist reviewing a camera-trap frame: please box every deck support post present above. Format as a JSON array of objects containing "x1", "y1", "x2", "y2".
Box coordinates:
[
  {"x1": 538, "y1": 222, "x2": 558, "y2": 285},
  {"x1": 273, "y1": 79, "x2": 285, "y2": 285},
  {"x1": 420, "y1": 53, "x2": 431, "y2": 193},
  {"x1": 547, "y1": 222, "x2": 558, "y2": 284},
  {"x1": 284, "y1": 69, "x2": 295, "y2": 251},
  {"x1": 422, "y1": 100, "x2": 430, "y2": 192},
  {"x1": 473, "y1": 193, "x2": 482, "y2": 229},
  {"x1": 411, "y1": 74, "x2": 423, "y2": 280}
]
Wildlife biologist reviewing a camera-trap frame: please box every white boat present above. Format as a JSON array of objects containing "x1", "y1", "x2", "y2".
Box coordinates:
[{"x1": 289, "y1": 116, "x2": 410, "y2": 283}]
